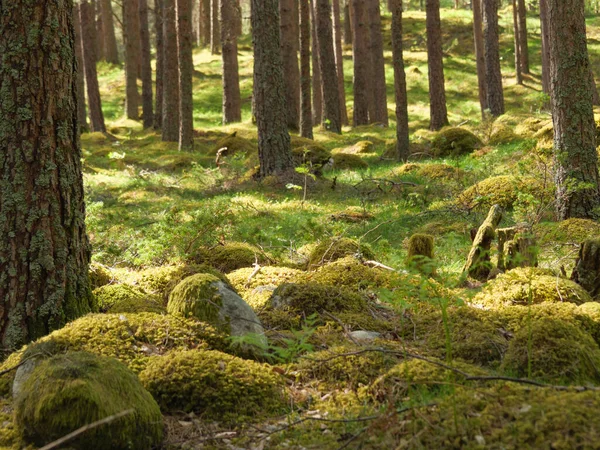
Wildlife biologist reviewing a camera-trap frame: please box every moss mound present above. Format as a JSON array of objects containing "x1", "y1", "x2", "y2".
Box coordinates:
[
  {"x1": 417, "y1": 163, "x2": 465, "y2": 180},
  {"x1": 89, "y1": 262, "x2": 112, "y2": 289},
  {"x1": 210, "y1": 134, "x2": 257, "y2": 156},
  {"x1": 15, "y1": 352, "x2": 163, "y2": 450},
  {"x1": 331, "y1": 153, "x2": 369, "y2": 170},
  {"x1": 500, "y1": 319, "x2": 600, "y2": 383},
  {"x1": 337, "y1": 140, "x2": 375, "y2": 154},
  {"x1": 94, "y1": 284, "x2": 165, "y2": 314},
  {"x1": 537, "y1": 218, "x2": 600, "y2": 246},
  {"x1": 577, "y1": 302, "x2": 600, "y2": 343},
  {"x1": 472, "y1": 267, "x2": 591, "y2": 308},
  {"x1": 456, "y1": 175, "x2": 545, "y2": 209},
  {"x1": 138, "y1": 349, "x2": 286, "y2": 421},
  {"x1": 488, "y1": 123, "x2": 519, "y2": 145},
  {"x1": 299, "y1": 256, "x2": 390, "y2": 291},
  {"x1": 228, "y1": 266, "x2": 304, "y2": 309},
  {"x1": 430, "y1": 127, "x2": 483, "y2": 157},
  {"x1": 192, "y1": 242, "x2": 269, "y2": 273},
  {"x1": 308, "y1": 237, "x2": 375, "y2": 269},
  {"x1": 514, "y1": 116, "x2": 550, "y2": 137},
  {"x1": 291, "y1": 143, "x2": 332, "y2": 169}
]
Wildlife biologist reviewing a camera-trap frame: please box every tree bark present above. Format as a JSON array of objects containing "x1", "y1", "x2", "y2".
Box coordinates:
[
  {"x1": 343, "y1": 0, "x2": 352, "y2": 46},
  {"x1": 211, "y1": 0, "x2": 221, "y2": 54},
  {"x1": 0, "y1": 0, "x2": 95, "y2": 349},
  {"x1": 540, "y1": 0, "x2": 551, "y2": 94},
  {"x1": 390, "y1": 0, "x2": 409, "y2": 161},
  {"x1": 426, "y1": 0, "x2": 449, "y2": 130},
  {"x1": 548, "y1": 0, "x2": 600, "y2": 219},
  {"x1": 472, "y1": 0, "x2": 487, "y2": 114},
  {"x1": 517, "y1": 0, "x2": 529, "y2": 74},
  {"x1": 300, "y1": 0, "x2": 314, "y2": 139},
  {"x1": 177, "y1": 0, "x2": 195, "y2": 150},
  {"x1": 251, "y1": 0, "x2": 294, "y2": 177},
  {"x1": 162, "y1": 0, "x2": 181, "y2": 142},
  {"x1": 220, "y1": 0, "x2": 242, "y2": 123},
  {"x1": 351, "y1": 0, "x2": 371, "y2": 126},
  {"x1": 123, "y1": 0, "x2": 141, "y2": 119},
  {"x1": 140, "y1": 0, "x2": 154, "y2": 129},
  {"x1": 95, "y1": 0, "x2": 105, "y2": 62},
  {"x1": 74, "y1": 4, "x2": 89, "y2": 133},
  {"x1": 367, "y1": 0, "x2": 388, "y2": 126},
  {"x1": 200, "y1": 0, "x2": 211, "y2": 46},
  {"x1": 512, "y1": 0, "x2": 522, "y2": 85},
  {"x1": 332, "y1": 0, "x2": 349, "y2": 126},
  {"x1": 310, "y1": 0, "x2": 323, "y2": 125},
  {"x1": 280, "y1": 0, "x2": 301, "y2": 131},
  {"x1": 316, "y1": 0, "x2": 342, "y2": 134},
  {"x1": 155, "y1": 0, "x2": 165, "y2": 129},
  {"x1": 100, "y1": 0, "x2": 120, "y2": 64},
  {"x1": 482, "y1": 0, "x2": 504, "y2": 116},
  {"x1": 80, "y1": 0, "x2": 106, "y2": 132}
]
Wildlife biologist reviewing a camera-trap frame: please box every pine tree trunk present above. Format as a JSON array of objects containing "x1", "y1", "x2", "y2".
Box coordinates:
[
  {"x1": 280, "y1": 0, "x2": 301, "y2": 131},
  {"x1": 426, "y1": 0, "x2": 449, "y2": 130},
  {"x1": 155, "y1": 0, "x2": 165, "y2": 129},
  {"x1": 123, "y1": 0, "x2": 141, "y2": 119},
  {"x1": 177, "y1": 0, "x2": 195, "y2": 150},
  {"x1": 367, "y1": 0, "x2": 388, "y2": 126},
  {"x1": 80, "y1": 0, "x2": 106, "y2": 132},
  {"x1": 163, "y1": 0, "x2": 181, "y2": 141},
  {"x1": 95, "y1": 0, "x2": 105, "y2": 62},
  {"x1": 200, "y1": 0, "x2": 211, "y2": 46},
  {"x1": 300, "y1": 0, "x2": 314, "y2": 139},
  {"x1": 540, "y1": 0, "x2": 551, "y2": 94},
  {"x1": 390, "y1": 0, "x2": 409, "y2": 161},
  {"x1": 473, "y1": 0, "x2": 488, "y2": 114},
  {"x1": 220, "y1": 0, "x2": 242, "y2": 123},
  {"x1": 351, "y1": 0, "x2": 371, "y2": 126},
  {"x1": 251, "y1": 0, "x2": 294, "y2": 177},
  {"x1": 310, "y1": 0, "x2": 323, "y2": 125},
  {"x1": 211, "y1": 0, "x2": 221, "y2": 54},
  {"x1": 0, "y1": 0, "x2": 94, "y2": 349},
  {"x1": 517, "y1": 0, "x2": 529, "y2": 74},
  {"x1": 316, "y1": 0, "x2": 342, "y2": 134},
  {"x1": 512, "y1": 0, "x2": 522, "y2": 85},
  {"x1": 74, "y1": 4, "x2": 89, "y2": 133},
  {"x1": 548, "y1": 0, "x2": 600, "y2": 219},
  {"x1": 344, "y1": 0, "x2": 353, "y2": 45},
  {"x1": 482, "y1": 0, "x2": 504, "y2": 116},
  {"x1": 332, "y1": 0, "x2": 349, "y2": 126},
  {"x1": 140, "y1": 0, "x2": 154, "y2": 129},
  {"x1": 100, "y1": 0, "x2": 120, "y2": 64}
]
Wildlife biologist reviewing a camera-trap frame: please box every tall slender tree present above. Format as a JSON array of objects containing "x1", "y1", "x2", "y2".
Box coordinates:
[
  {"x1": 251, "y1": 0, "x2": 294, "y2": 176},
  {"x1": 123, "y1": 0, "x2": 141, "y2": 119},
  {"x1": 390, "y1": 0, "x2": 409, "y2": 161},
  {"x1": 482, "y1": 0, "x2": 504, "y2": 116},
  {"x1": 0, "y1": 0, "x2": 95, "y2": 349},
  {"x1": 140, "y1": 0, "x2": 154, "y2": 129},
  {"x1": 300, "y1": 0, "x2": 314, "y2": 139},
  {"x1": 163, "y1": 0, "x2": 181, "y2": 141},
  {"x1": 177, "y1": 0, "x2": 195, "y2": 150},
  {"x1": 211, "y1": 0, "x2": 221, "y2": 54},
  {"x1": 367, "y1": 0, "x2": 388, "y2": 125},
  {"x1": 425, "y1": 0, "x2": 449, "y2": 130},
  {"x1": 351, "y1": 0, "x2": 371, "y2": 126},
  {"x1": 95, "y1": 0, "x2": 105, "y2": 62},
  {"x1": 74, "y1": 4, "x2": 89, "y2": 133},
  {"x1": 343, "y1": 0, "x2": 352, "y2": 45},
  {"x1": 200, "y1": 0, "x2": 211, "y2": 46},
  {"x1": 155, "y1": 0, "x2": 165, "y2": 129},
  {"x1": 332, "y1": 0, "x2": 349, "y2": 126},
  {"x1": 100, "y1": 0, "x2": 120, "y2": 64},
  {"x1": 473, "y1": 0, "x2": 487, "y2": 114},
  {"x1": 280, "y1": 0, "x2": 301, "y2": 131},
  {"x1": 220, "y1": 0, "x2": 242, "y2": 123},
  {"x1": 540, "y1": 0, "x2": 551, "y2": 94},
  {"x1": 548, "y1": 0, "x2": 600, "y2": 219},
  {"x1": 310, "y1": 0, "x2": 323, "y2": 125},
  {"x1": 512, "y1": 0, "x2": 522, "y2": 85},
  {"x1": 80, "y1": 0, "x2": 106, "y2": 132},
  {"x1": 516, "y1": 0, "x2": 529, "y2": 74}
]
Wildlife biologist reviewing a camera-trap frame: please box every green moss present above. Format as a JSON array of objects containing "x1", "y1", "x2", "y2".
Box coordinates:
[
  {"x1": 336, "y1": 140, "x2": 375, "y2": 154},
  {"x1": 514, "y1": 117, "x2": 550, "y2": 137},
  {"x1": 417, "y1": 163, "x2": 466, "y2": 180},
  {"x1": 291, "y1": 143, "x2": 332, "y2": 169},
  {"x1": 330, "y1": 153, "x2": 369, "y2": 170},
  {"x1": 167, "y1": 274, "x2": 222, "y2": 323},
  {"x1": 89, "y1": 262, "x2": 112, "y2": 289},
  {"x1": 227, "y1": 266, "x2": 304, "y2": 309},
  {"x1": 488, "y1": 123, "x2": 519, "y2": 145},
  {"x1": 210, "y1": 134, "x2": 257, "y2": 156},
  {"x1": 576, "y1": 302, "x2": 600, "y2": 344},
  {"x1": 15, "y1": 352, "x2": 163, "y2": 450},
  {"x1": 0, "y1": 397, "x2": 17, "y2": 449},
  {"x1": 500, "y1": 319, "x2": 600, "y2": 384},
  {"x1": 307, "y1": 237, "x2": 375, "y2": 269},
  {"x1": 191, "y1": 242, "x2": 270, "y2": 273},
  {"x1": 537, "y1": 218, "x2": 600, "y2": 246},
  {"x1": 94, "y1": 284, "x2": 165, "y2": 314},
  {"x1": 138, "y1": 349, "x2": 286, "y2": 421},
  {"x1": 472, "y1": 267, "x2": 591, "y2": 308},
  {"x1": 430, "y1": 127, "x2": 483, "y2": 157},
  {"x1": 298, "y1": 256, "x2": 388, "y2": 291},
  {"x1": 407, "y1": 234, "x2": 435, "y2": 273},
  {"x1": 456, "y1": 175, "x2": 546, "y2": 209}
]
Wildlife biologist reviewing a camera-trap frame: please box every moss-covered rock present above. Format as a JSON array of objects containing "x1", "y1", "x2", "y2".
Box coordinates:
[
  {"x1": 15, "y1": 352, "x2": 163, "y2": 450},
  {"x1": 210, "y1": 134, "x2": 257, "y2": 156},
  {"x1": 456, "y1": 175, "x2": 545, "y2": 210},
  {"x1": 307, "y1": 237, "x2": 375, "y2": 269},
  {"x1": 89, "y1": 262, "x2": 112, "y2": 289},
  {"x1": 330, "y1": 153, "x2": 369, "y2": 170},
  {"x1": 299, "y1": 256, "x2": 390, "y2": 291},
  {"x1": 417, "y1": 163, "x2": 466, "y2": 181},
  {"x1": 514, "y1": 117, "x2": 550, "y2": 137},
  {"x1": 337, "y1": 140, "x2": 375, "y2": 154},
  {"x1": 500, "y1": 319, "x2": 600, "y2": 383},
  {"x1": 488, "y1": 123, "x2": 519, "y2": 145},
  {"x1": 138, "y1": 349, "x2": 286, "y2": 421},
  {"x1": 0, "y1": 397, "x2": 17, "y2": 448},
  {"x1": 537, "y1": 218, "x2": 600, "y2": 247},
  {"x1": 191, "y1": 242, "x2": 270, "y2": 273},
  {"x1": 227, "y1": 266, "x2": 304, "y2": 309},
  {"x1": 94, "y1": 284, "x2": 165, "y2": 314},
  {"x1": 471, "y1": 267, "x2": 591, "y2": 308},
  {"x1": 577, "y1": 302, "x2": 600, "y2": 343},
  {"x1": 430, "y1": 127, "x2": 483, "y2": 157}
]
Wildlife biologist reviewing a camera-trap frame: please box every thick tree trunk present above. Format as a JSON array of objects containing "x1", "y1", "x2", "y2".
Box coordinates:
[
  {"x1": 74, "y1": 5, "x2": 89, "y2": 133},
  {"x1": 220, "y1": 0, "x2": 242, "y2": 123},
  {"x1": 0, "y1": 0, "x2": 94, "y2": 349},
  {"x1": 140, "y1": 0, "x2": 154, "y2": 129},
  {"x1": 251, "y1": 0, "x2": 294, "y2": 177},
  {"x1": 473, "y1": 0, "x2": 487, "y2": 114},
  {"x1": 548, "y1": 0, "x2": 600, "y2": 219},
  {"x1": 343, "y1": 0, "x2": 353, "y2": 45},
  {"x1": 316, "y1": 0, "x2": 342, "y2": 134},
  {"x1": 163, "y1": 0, "x2": 181, "y2": 142},
  {"x1": 540, "y1": 0, "x2": 551, "y2": 94},
  {"x1": 280, "y1": 0, "x2": 301, "y2": 131},
  {"x1": 100, "y1": 0, "x2": 120, "y2": 64},
  {"x1": 332, "y1": 0, "x2": 349, "y2": 126},
  {"x1": 426, "y1": 0, "x2": 449, "y2": 130},
  {"x1": 310, "y1": 0, "x2": 323, "y2": 125},
  {"x1": 390, "y1": 0, "x2": 409, "y2": 161},
  {"x1": 482, "y1": 0, "x2": 504, "y2": 116},
  {"x1": 155, "y1": 0, "x2": 165, "y2": 129},
  {"x1": 80, "y1": 1, "x2": 106, "y2": 132},
  {"x1": 300, "y1": 0, "x2": 314, "y2": 139},
  {"x1": 351, "y1": 0, "x2": 371, "y2": 126},
  {"x1": 211, "y1": 0, "x2": 221, "y2": 54},
  {"x1": 177, "y1": 0, "x2": 195, "y2": 150},
  {"x1": 517, "y1": 0, "x2": 529, "y2": 74},
  {"x1": 512, "y1": 0, "x2": 522, "y2": 85},
  {"x1": 123, "y1": 0, "x2": 141, "y2": 119},
  {"x1": 367, "y1": 0, "x2": 388, "y2": 126}
]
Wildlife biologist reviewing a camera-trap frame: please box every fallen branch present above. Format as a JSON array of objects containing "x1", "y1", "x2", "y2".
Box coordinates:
[{"x1": 363, "y1": 260, "x2": 397, "y2": 272}]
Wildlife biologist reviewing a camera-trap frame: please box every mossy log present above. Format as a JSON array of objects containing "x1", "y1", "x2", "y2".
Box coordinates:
[
  {"x1": 463, "y1": 205, "x2": 503, "y2": 281},
  {"x1": 571, "y1": 239, "x2": 600, "y2": 299}
]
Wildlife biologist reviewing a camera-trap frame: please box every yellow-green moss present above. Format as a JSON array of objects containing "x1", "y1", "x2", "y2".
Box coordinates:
[
  {"x1": 167, "y1": 274, "x2": 222, "y2": 323},
  {"x1": 191, "y1": 242, "x2": 269, "y2": 273},
  {"x1": 417, "y1": 163, "x2": 466, "y2": 181},
  {"x1": 299, "y1": 256, "x2": 389, "y2": 291},
  {"x1": 456, "y1": 175, "x2": 546, "y2": 209},
  {"x1": 15, "y1": 352, "x2": 163, "y2": 450},
  {"x1": 210, "y1": 134, "x2": 257, "y2": 156},
  {"x1": 488, "y1": 123, "x2": 519, "y2": 145},
  {"x1": 472, "y1": 267, "x2": 591, "y2": 308},
  {"x1": 308, "y1": 237, "x2": 375, "y2": 269},
  {"x1": 514, "y1": 116, "x2": 550, "y2": 137},
  {"x1": 227, "y1": 266, "x2": 304, "y2": 309},
  {"x1": 291, "y1": 143, "x2": 332, "y2": 169},
  {"x1": 94, "y1": 284, "x2": 165, "y2": 314},
  {"x1": 0, "y1": 397, "x2": 17, "y2": 449},
  {"x1": 330, "y1": 153, "x2": 369, "y2": 170},
  {"x1": 500, "y1": 319, "x2": 600, "y2": 384},
  {"x1": 406, "y1": 234, "x2": 435, "y2": 273},
  {"x1": 329, "y1": 207, "x2": 374, "y2": 223},
  {"x1": 337, "y1": 140, "x2": 375, "y2": 154},
  {"x1": 89, "y1": 262, "x2": 112, "y2": 289},
  {"x1": 537, "y1": 218, "x2": 600, "y2": 246},
  {"x1": 430, "y1": 127, "x2": 483, "y2": 157},
  {"x1": 138, "y1": 349, "x2": 286, "y2": 421}
]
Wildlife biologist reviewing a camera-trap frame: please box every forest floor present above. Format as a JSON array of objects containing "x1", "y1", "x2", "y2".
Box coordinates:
[{"x1": 2, "y1": 6, "x2": 600, "y2": 450}]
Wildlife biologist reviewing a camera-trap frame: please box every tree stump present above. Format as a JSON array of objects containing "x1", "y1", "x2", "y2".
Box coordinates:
[
  {"x1": 463, "y1": 205, "x2": 503, "y2": 281},
  {"x1": 407, "y1": 233, "x2": 435, "y2": 275},
  {"x1": 498, "y1": 226, "x2": 537, "y2": 271},
  {"x1": 571, "y1": 239, "x2": 600, "y2": 299}
]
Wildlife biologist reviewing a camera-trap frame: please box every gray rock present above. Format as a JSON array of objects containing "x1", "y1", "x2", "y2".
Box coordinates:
[
  {"x1": 348, "y1": 331, "x2": 382, "y2": 343},
  {"x1": 12, "y1": 358, "x2": 39, "y2": 399}
]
